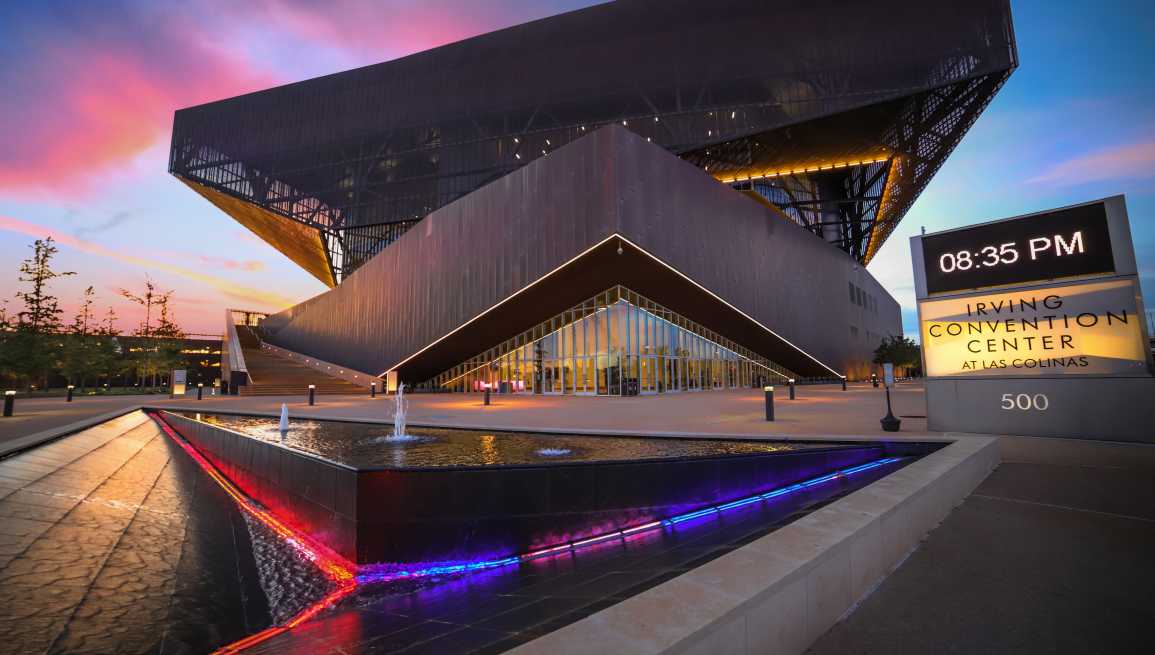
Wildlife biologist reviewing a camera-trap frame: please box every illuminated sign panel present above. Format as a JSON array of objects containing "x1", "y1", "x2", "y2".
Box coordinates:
[
  {"x1": 922, "y1": 203, "x2": 1115, "y2": 294},
  {"x1": 920, "y1": 278, "x2": 1147, "y2": 378}
]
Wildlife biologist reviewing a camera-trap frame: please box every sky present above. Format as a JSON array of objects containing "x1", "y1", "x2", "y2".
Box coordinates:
[{"x1": 1, "y1": 0, "x2": 1153, "y2": 339}]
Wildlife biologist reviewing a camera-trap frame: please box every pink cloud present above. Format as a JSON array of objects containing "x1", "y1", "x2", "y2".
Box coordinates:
[
  {"x1": 0, "y1": 5, "x2": 277, "y2": 197},
  {"x1": 1027, "y1": 141, "x2": 1155, "y2": 186},
  {"x1": 0, "y1": 1, "x2": 592, "y2": 197}
]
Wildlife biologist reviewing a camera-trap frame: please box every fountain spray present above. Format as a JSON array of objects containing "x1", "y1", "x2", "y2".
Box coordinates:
[{"x1": 279, "y1": 403, "x2": 289, "y2": 440}]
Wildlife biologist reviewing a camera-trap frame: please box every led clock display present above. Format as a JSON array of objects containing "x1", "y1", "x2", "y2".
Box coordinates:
[{"x1": 922, "y1": 203, "x2": 1115, "y2": 294}]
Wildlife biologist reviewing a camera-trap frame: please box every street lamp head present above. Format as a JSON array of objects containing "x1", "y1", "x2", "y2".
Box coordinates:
[
  {"x1": 67, "y1": 385, "x2": 75, "y2": 390},
  {"x1": 763, "y1": 385, "x2": 774, "y2": 392},
  {"x1": 197, "y1": 383, "x2": 203, "y2": 388},
  {"x1": 308, "y1": 384, "x2": 316, "y2": 390}
]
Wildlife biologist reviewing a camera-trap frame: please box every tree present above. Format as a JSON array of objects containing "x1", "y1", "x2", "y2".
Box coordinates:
[
  {"x1": 17, "y1": 237, "x2": 76, "y2": 332},
  {"x1": 13, "y1": 237, "x2": 75, "y2": 389},
  {"x1": 873, "y1": 335, "x2": 922, "y2": 377},
  {"x1": 61, "y1": 286, "x2": 98, "y2": 390},
  {"x1": 151, "y1": 291, "x2": 186, "y2": 388},
  {"x1": 0, "y1": 299, "x2": 15, "y2": 389},
  {"x1": 91, "y1": 306, "x2": 124, "y2": 390},
  {"x1": 119, "y1": 279, "x2": 184, "y2": 389},
  {"x1": 120, "y1": 279, "x2": 163, "y2": 387}
]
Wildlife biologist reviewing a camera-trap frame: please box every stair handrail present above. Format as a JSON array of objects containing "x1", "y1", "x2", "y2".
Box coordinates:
[{"x1": 223, "y1": 308, "x2": 252, "y2": 385}]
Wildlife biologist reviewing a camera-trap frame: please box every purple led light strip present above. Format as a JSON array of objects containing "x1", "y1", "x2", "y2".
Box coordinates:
[{"x1": 356, "y1": 456, "x2": 905, "y2": 584}]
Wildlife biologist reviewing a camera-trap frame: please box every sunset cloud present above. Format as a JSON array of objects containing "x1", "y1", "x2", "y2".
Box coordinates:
[
  {"x1": 1026, "y1": 140, "x2": 1155, "y2": 186},
  {"x1": 0, "y1": 0, "x2": 589, "y2": 197},
  {"x1": 0, "y1": 215, "x2": 295, "y2": 310},
  {"x1": 0, "y1": 2, "x2": 275, "y2": 196},
  {"x1": 197, "y1": 255, "x2": 266, "y2": 272}
]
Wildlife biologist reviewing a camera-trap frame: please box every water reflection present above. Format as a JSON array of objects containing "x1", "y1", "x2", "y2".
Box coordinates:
[{"x1": 177, "y1": 412, "x2": 847, "y2": 469}]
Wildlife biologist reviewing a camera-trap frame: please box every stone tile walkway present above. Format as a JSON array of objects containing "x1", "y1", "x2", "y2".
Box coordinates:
[
  {"x1": 0, "y1": 395, "x2": 168, "y2": 452},
  {"x1": 0, "y1": 410, "x2": 269, "y2": 655}
]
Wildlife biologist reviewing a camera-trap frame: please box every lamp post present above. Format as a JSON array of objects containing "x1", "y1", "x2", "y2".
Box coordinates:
[
  {"x1": 66, "y1": 385, "x2": 74, "y2": 402},
  {"x1": 308, "y1": 384, "x2": 316, "y2": 406},
  {"x1": 788, "y1": 378, "x2": 796, "y2": 400},
  {"x1": 879, "y1": 363, "x2": 900, "y2": 432},
  {"x1": 196, "y1": 383, "x2": 203, "y2": 400},
  {"x1": 763, "y1": 385, "x2": 775, "y2": 421},
  {"x1": 3, "y1": 391, "x2": 14, "y2": 417}
]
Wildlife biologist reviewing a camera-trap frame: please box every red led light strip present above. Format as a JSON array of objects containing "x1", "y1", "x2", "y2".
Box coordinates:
[
  {"x1": 154, "y1": 410, "x2": 903, "y2": 653},
  {"x1": 148, "y1": 412, "x2": 356, "y2": 654}
]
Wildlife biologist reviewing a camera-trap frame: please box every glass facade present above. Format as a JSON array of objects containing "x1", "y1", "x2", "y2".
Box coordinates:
[{"x1": 429, "y1": 286, "x2": 795, "y2": 395}]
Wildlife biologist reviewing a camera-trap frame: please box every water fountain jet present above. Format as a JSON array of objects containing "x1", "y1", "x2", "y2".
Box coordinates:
[{"x1": 279, "y1": 403, "x2": 289, "y2": 441}]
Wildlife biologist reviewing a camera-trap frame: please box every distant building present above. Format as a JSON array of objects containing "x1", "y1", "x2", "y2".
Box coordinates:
[
  {"x1": 116, "y1": 335, "x2": 223, "y2": 387},
  {"x1": 172, "y1": 0, "x2": 1016, "y2": 391}
]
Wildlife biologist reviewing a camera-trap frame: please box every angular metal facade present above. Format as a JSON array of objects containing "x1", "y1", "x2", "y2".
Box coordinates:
[
  {"x1": 170, "y1": 0, "x2": 1016, "y2": 285},
  {"x1": 259, "y1": 126, "x2": 902, "y2": 384}
]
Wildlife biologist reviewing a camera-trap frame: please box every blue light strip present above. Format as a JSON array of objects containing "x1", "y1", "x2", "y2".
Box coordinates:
[{"x1": 356, "y1": 456, "x2": 905, "y2": 585}]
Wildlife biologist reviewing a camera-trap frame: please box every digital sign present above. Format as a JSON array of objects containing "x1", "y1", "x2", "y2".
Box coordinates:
[
  {"x1": 920, "y1": 278, "x2": 1148, "y2": 378},
  {"x1": 922, "y1": 202, "x2": 1115, "y2": 295}
]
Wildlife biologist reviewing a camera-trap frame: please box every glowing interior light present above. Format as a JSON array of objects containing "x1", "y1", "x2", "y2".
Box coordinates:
[{"x1": 715, "y1": 156, "x2": 890, "y2": 184}]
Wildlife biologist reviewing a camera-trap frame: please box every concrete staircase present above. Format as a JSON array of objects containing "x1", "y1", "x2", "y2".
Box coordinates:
[{"x1": 235, "y1": 326, "x2": 364, "y2": 396}]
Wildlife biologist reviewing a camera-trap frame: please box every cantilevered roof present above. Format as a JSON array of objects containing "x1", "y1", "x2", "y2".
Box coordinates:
[
  {"x1": 171, "y1": 0, "x2": 1016, "y2": 284},
  {"x1": 260, "y1": 126, "x2": 892, "y2": 382}
]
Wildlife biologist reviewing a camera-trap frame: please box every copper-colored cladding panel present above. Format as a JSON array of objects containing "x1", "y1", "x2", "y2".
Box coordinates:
[
  {"x1": 391, "y1": 238, "x2": 839, "y2": 384},
  {"x1": 178, "y1": 178, "x2": 336, "y2": 288},
  {"x1": 262, "y1": 126, "x2": 902, "y2": 383}
]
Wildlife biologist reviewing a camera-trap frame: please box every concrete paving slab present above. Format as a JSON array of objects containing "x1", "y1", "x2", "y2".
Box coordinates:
[{"x1": 808, "y1": 436, "x2": 1155, "y2": 655}]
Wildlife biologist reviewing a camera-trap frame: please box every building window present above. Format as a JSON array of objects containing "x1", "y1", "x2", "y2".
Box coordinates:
[{"x1": 430, "y1": 285, "x2": 796, "y2": 395}]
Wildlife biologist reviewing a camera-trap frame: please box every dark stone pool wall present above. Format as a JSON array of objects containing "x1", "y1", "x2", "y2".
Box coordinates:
[
  {"x1": 161, "y1": 411, "x2": 894, "y2": 565},
  {"x1": 354, "y1": 446, "x2": 887, "y2": 563},
  {"x1": 161, "y1": 412, "x2": 360, "y2": 562}
]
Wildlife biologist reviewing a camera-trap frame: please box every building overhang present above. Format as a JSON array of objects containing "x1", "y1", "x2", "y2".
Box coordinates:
[{"x1": 388, "y1": 234, "x2": 840, "y2": 384}]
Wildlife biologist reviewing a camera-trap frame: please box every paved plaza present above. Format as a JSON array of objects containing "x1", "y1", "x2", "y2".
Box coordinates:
[
  {"x1": 161, "y1": 382, "x2": 931, "y2": 440},
  {"x1": 0, "y1": 395, "x2": 170, "y2": 454},
  {"x1": 1, "y1": 382, "x2": 1152, "y2": 653}
]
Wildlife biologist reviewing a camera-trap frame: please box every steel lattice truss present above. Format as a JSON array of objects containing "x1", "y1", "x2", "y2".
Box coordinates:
[{"x1": 170, "y1": 0, "x2": 1016, "y2": 285}]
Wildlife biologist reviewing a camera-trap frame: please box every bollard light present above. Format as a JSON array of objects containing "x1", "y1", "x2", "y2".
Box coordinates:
[
  {"x1": 3, "y1": 390, "x2": 14, "y2": 417},
  {"x1": 370, "y1": 382, "x2": 377, "y2": 398},
  {"x1": 841, "y1": 375, "x2": 847, "y2": 391},
  {"x1": 788, "y1": 378, "x2": 796, "y2": 400},
  {"x1": 484, "y1": 385, "x2": 492, "y2": 406},
  {"x1": 67, "y1": 385, "x2": 74, "y2": 402},
  {"x1": 880, "y1": 382, "x2": 901, "y2": 432},
  {"x1": 763, "y1": 385, "x2": 775, "y2": 421},
  {"x1": 308, "y1": 384, "x2": 316, "y2": 406},
  {"x1": 197, "y1": 383, "x2": 204, "y2": 400}
]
